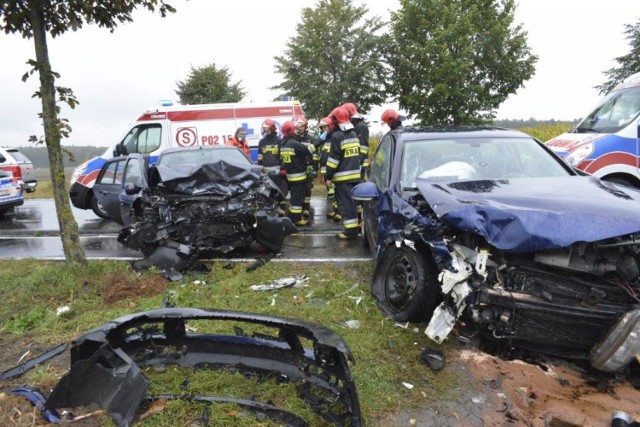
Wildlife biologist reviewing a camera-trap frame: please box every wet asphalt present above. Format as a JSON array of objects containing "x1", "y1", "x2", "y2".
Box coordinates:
[{"x1": 0, "y1": 198, "x2": 372, "y2": 262}]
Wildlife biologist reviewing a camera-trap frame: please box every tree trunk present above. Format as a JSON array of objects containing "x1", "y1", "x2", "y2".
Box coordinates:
[{"x1": 29, "y1": 2, "x2": 87, "y2": 265}]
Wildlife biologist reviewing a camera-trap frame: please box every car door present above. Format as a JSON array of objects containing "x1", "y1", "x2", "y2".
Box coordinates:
[
  {"x1": 118, "y1": 154, "x2": 149, "y2": 227},
  {"x1": 93, "y1": 158, "x2": 127, "y2": 223},
  {"x1": 363, "y1": 132, "x2": 395, "y2": 249}
]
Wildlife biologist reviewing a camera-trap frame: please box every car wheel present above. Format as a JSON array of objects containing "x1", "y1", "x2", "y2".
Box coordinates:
[
  {"x1": 90, "y1": 195, "x2": 110, "y2": 219},
  {"x1": 371, "y1": 245, "x2": 440, "y2": 322}
]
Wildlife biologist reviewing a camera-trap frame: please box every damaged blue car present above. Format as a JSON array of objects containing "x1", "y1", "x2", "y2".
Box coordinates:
[{"x1": 353, "y1": 126, "x2": 640, "y2": 372}]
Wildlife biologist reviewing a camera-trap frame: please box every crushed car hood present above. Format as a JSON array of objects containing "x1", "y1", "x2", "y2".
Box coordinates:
[
  {"x1": 150, "y1": 161, "x2": 268, "y2": 196},
  {"x1": 416, "y1": 175, "x2": 640, "y2": 252}
]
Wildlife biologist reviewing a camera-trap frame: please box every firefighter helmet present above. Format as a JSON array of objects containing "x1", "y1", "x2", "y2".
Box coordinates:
[
  {"x1": 262, "y1": 119, "x2": 277, "y2": 134},
  {"x1": 330, "y1": 106, "x2": 351, "y2": 125},
  {"x1": 381, "y1": 109, "x2": 402, "y2": 126},
  {"x1": 342, "y1": 102, "x2": 359, "y2": 117},
  {"x1": 282, "y1": 120, "x2": 296, "y2": 137}
]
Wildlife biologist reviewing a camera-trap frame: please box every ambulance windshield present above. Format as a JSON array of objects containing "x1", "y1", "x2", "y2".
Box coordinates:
[{"x1": 576, "y1": 86, "x2": 640, "y2": 134}]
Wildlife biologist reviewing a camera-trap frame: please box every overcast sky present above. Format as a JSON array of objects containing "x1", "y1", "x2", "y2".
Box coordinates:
[{"x1": 0, "y1": 0, "x2": 638, "y2": 147}]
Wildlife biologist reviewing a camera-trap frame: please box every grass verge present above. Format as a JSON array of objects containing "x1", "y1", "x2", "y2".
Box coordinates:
[{"x1": 0, "y1": 259, "x2": 460, "y2": 425}]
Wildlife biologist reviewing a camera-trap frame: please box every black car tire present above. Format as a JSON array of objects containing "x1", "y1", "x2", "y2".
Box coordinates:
[
  {"x1": 371, "y1": 245, "x2": 440, "y2": 322},
  {"x1": 90, "y1": 195, "x2": 110, "y2": 219}
]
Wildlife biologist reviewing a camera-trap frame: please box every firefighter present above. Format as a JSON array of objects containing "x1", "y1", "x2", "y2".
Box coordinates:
[
  {"x1": 258, "y1": 119, "x2": 287, "y2": 213},
  {"x1": 325, "y1": 106, "x2": 361, "y2": 240},
  {"x1": 295, "y1": 117, "x2": 316, "y2": 220},
  {"x1": 316, "y1": 117, "x2": 339, "y2": 220},
  {"x1": 226, "y1": 126, "x2": 251, "y2": 157},
  {"x1": 381, "y1": 109, "x2": 405, "y2": 133},
  {"x1": 342, "y1": 102, "x2": 370, "y2": 176},
  {"x1": 280, "y1": 121, "x2": 314, "y2": 226}
]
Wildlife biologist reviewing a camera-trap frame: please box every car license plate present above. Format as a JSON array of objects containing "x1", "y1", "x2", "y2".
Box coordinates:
[{"x1": 0, "y1": 189, "x2": 11, "y2": 196}]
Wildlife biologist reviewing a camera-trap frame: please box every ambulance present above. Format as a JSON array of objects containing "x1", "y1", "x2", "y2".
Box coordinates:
[
  {"x1": 69, "y1": 100, "x2": 304, "y2": 218},
  {"x1": 546, "y1": 72, "x2": 640, "y2": 187}
]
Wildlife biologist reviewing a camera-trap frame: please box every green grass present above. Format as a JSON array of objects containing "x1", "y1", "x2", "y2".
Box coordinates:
[{"x1": 0, "y1": 260, "x2": 460, "y2": 425}]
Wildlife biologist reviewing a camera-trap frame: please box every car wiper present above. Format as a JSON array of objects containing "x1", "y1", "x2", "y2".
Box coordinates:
[
  {"x1": 575, "y1": 127, "x2": 599, "y2": 133},
  {"x1": 402, "y1": 186, "x2": 419, "y2": 192}
]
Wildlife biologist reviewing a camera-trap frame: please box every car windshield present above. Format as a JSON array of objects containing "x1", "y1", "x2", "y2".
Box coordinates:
[
  {"x1": 156, "y1": 148, "x2": 251, "y2": 167},
  {"x1": 400, "y1": 136, "x2": 571, "y2": 190},
  {"x1": 5, "y1": 150, "x2": 31, "y2": 163},
  {"x1": 575, "y1": 86, "x2": 640, "y2": 134}
]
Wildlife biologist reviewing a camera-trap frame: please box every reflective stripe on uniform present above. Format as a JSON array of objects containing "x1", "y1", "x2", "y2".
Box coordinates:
[
  {"x1": 289, "y1": 205, "x2": 303, "y2": 214},
  {"x1": 287, "y1": 172, "x2": 307, "y2": 182},
  {"x1": 332, "y1": 170, "x2": 361, "y2": 182},
  {"x1": 343, "y1": 218, "x2": 359, "y2": 229}
]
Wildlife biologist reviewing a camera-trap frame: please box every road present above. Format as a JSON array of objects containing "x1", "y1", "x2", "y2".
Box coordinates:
[{"x1": 0, "y1": 198, "x2": 372, "y2": 262}]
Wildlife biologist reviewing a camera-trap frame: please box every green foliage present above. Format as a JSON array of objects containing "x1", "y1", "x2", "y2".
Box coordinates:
[
  {"x1": 175, "y1": 62, "x2": 246, "y2": 105},
  {"x1": 386, "y1": 0, "x2": 537, "y2": 125},
  {"x1": 596, "y1": 19, "x2": 640, "y2": 94},
  {"x1": 0, "y1": 1, "x2": 175, "y2": 38},
  {"x1": 273, "y1": 0, "x2": 387, "y2": 119}
]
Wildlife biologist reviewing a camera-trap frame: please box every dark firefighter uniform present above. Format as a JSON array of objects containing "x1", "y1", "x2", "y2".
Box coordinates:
[
  {"x1": 352, "y1": 117, "x2": 370, "y2": 171},
  {"x1": 325, "y1": 129, "x2": 361, "y2": 239},
  {"x1": 317, "y1": 130, "x2": 338, "y2": 220},
  {"x1": 297, "y1": 131, "x2": 316, "y2": 218},
  {"x1": 258, "y1": 132, "x2": 287, "y2": 199},
  {"x1": 280, "y1": 135, "x2": 315, "y2": 225}
]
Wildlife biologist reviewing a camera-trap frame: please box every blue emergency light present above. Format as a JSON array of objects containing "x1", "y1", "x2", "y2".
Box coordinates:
[{"x1": 159, "y1": 100, "x2": 173, "y2": 106}]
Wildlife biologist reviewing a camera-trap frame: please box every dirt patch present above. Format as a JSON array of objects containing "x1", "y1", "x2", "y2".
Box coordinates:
[
  {"x1": 459, "y1": 347, "x2": 640, "y2": 426},
  {"x1": 100, "y1": 272, "x2": 167, "y2": 304}
]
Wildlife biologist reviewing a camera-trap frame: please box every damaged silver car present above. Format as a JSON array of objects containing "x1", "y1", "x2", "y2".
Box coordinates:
[
  {"x1": 353, "y1": 126, "x2": 640, "y2": 372},
  {"x1": 115, "y1": 147, "x2": 297, "y2": 270}
]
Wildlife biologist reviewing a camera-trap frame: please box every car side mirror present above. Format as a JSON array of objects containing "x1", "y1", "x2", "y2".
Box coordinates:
[
  {"x1": 124, "y1": 183, "x2": 142, "y2": 195},
  {"x1": 351, "y1": 181, "x2": 380, "y2": 201}
]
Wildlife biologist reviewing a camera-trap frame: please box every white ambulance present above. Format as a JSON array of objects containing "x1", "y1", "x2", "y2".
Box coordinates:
[{"x1": 69, "y1": 100, "x2": 304, "y2": 218}]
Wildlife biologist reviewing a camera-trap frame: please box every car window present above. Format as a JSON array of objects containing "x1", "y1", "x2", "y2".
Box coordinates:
[
  {"x1": 123, "y1": 158, "x2": 144, "y2": 187},
  {"x1": 5, "y1": 150, "x2": 31, "y2": 163},
  {"x1": 157, "y1": 148, "x2": 251, "y2": 167},
  {"x1": 122, "y1": 124, "x2": 162, "y2": 155},
  {"x1": 401, "y1": 136, "x2": 571, "y2": 189},
  {"x1": 370, "y1": 134, "x2": 394, "y2": 188},
  {"x1": 576, "y1": 87, "x2": 640, "y2": 133},
  {"x1": 98, "y1": 161, "x2": 118, "y2": 185},
  {"x1": 97, "y1": 159, "x2": 126, "y2": 185}
]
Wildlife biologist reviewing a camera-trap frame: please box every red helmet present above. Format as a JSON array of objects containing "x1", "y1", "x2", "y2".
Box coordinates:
[
  {"x1": 342, "y1": 102, "x2": 358, "y2": 117},
  {"x1": 381, "y1": 109, "x2": 401, "y2": 126},
  {"x1": 282, "y1": 120, "x2": 296, "y2": 137},
  {"x1": 330, "y1": 106, "x2": 351, "y2": 125},
  {"x1": 262, "y1": 119, "x2": 277, "y2": 134},
  {"x1": 295, "y1": 117, "x2": 308, "y2": 127},
  {"x1": 319, "y1": 117, "x2": 334, "y2": 132}
]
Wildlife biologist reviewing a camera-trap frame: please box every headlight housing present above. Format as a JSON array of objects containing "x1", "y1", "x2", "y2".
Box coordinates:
[{"x1": 564, "y1": 143, "x2": 594, "y2": 168}]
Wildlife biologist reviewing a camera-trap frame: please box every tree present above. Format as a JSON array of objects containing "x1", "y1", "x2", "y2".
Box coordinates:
[
  {"x1": 386, "y1": 0, "x2": 537, "y2": 125},
  {"x1": 175, "y1": 62, "x2": 245, "y2": 104},
  {"x1": 273, "y1": 0, "x2": 386, "y2": 119},
  {"x1": 596, "y1": 19, "x2": 640, "y2": 95},
  {"x1": 0, "y1": 0, "x2": 175, "y2": 265}
]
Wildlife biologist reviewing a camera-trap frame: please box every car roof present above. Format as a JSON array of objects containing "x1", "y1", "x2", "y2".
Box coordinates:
[
  {"x1": 396, "y1": 126, "x2": 532, "y2": 143},
  {"x1": 158, "y1": 146, "x2": 239, "y2": 156}
]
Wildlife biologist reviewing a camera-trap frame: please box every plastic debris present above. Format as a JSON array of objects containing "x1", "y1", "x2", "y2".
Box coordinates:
[
  {"x1": 342, "y1": 320, "x2": 361, "y2": 329},
  {"x1": 335, "y1": 283, "x2": 359, "y2": 297},
  {"x1": 471, "y1": 395, "x2": 485, "y2": 404},
  {"x1": 420, "y1": 348, "x2": 446, "y2": 371},
  {"x1": 56, "y1": 306, "x2": 71, "y2": 316},
  {"x1": 394, "y1": 322, "x2": 410, "y2": 329},
  {"x1": 402, "y1": 382, "x2": 414, "y2": 390},
  {"x1": 348, "y1": 296, "x2": 363, "y2": 305},
  {"x1": 250, "y1": 275, "x2": 309, "y2": 291}
]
